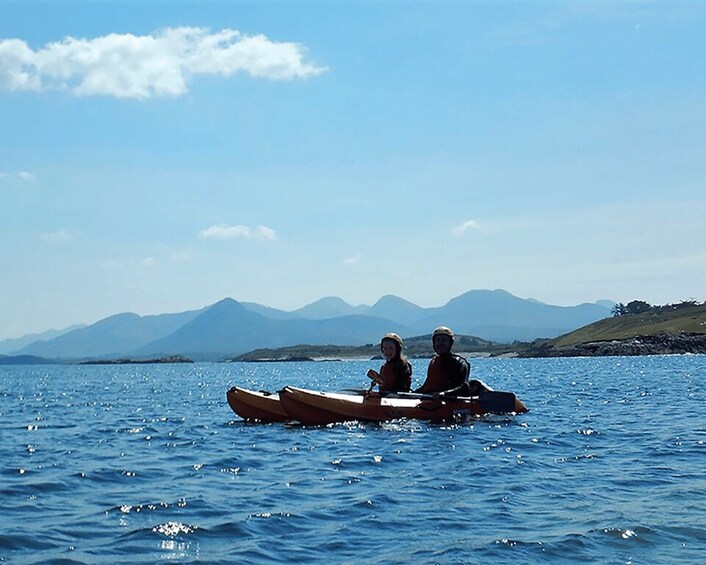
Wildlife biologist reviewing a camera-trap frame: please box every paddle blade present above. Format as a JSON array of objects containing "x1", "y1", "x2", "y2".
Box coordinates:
[
  {"x1": 478, "y1": 391, "x2": 525, "y2": 414},
  {"x1": 367, "y1": 369, "x2": 383, "y2": 385}
]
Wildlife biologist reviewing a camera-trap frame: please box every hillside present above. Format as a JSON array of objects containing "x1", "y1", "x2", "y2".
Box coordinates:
[
  {"x1": 0, "y1": 325, "x2": 85, "y2": 355},
  {"x1": 17, "y1": 309, "x2": 203, "y2": 359},
  {"x1": 524, "y1": 302, "x2": 706, "y2": 356}
]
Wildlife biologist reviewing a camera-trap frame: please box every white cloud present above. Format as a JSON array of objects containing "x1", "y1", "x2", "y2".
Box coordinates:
[
  {"x1": 199, "y1": 224, "x2": 278, "y2": 241},
  {"x1": 343, "y1": 253, "x2": 362, "y2": 265},
  {"x1": 0, "y1": 170, "x2": 36, "y2": 182},
  {"x1": 17, "y1": 171, "x2": 36, "y2": 181},
  {"x1": 0, "y1": 27, "x2": 326, "y2": 99},
  {"x1": 41, "y1": 229, "x2": 73, "y2": 243},
  {"x1": 254, "y1": 225, "x2": 277, "y2": 240},
  {"x1": 141, "y1": 257, "x2": 156, "y2": 267},
  {"x1": 200, "y1": 224, "x2": 250, "y2": 239},
  {"x1": 453, "y1": 219, "x2": 481, "y2": 237}
]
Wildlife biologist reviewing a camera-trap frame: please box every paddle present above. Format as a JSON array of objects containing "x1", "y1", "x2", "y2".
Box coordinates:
[
  {"x1": 366, "y1": 368, "x2": 384, "y2": 384},
  {"x1": 392, "y1": 390, "x2": 518, "y2": 414},
  {"x1": 367, "y1": 369, "x2": 518, "y2": 413}
]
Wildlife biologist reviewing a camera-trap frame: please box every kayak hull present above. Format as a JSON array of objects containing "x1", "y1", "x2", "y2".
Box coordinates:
[
  {"x1": 278, "y1": 389, "x2": 352, "y2": 425},
  {"x1": 227, "y1": 386, "x2": 528, "y2": 425},
  {"x1": 279, "y1": 386, "x2": 507, "y2": 425},
  {"x1": 226, "y1": 386, "x2": 290, "y2": 422}
]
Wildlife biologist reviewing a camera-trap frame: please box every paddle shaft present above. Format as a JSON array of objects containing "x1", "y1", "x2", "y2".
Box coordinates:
[
  {"x1": 386, "y1": 390, "x2": 518, "y2": 414},
  {"x1": 367, "y1": 369, "x2": 519, "y2": 413},
  {"x1": 366, "y1": 368, "x2": 384, "y2": 384}
]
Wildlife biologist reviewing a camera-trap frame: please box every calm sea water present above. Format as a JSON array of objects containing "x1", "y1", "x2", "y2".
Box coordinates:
[{"x1": 1, "y1": 355, "x2": 705, "y2": 564}]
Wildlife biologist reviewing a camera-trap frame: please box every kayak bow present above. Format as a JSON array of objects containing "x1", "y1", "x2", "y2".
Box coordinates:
[{"x1": 226, "y1": 386, "x2": 290, "y2": 422}]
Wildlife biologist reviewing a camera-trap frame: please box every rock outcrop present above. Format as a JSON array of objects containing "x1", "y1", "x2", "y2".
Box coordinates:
[{"x1": 524, "y1": 332, "x2": 706, "y2": 357}]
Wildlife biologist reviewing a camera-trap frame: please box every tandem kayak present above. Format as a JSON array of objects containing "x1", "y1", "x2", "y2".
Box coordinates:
[
  {"x1": 227, "y1": 385, "x2": 527, "y2": 424},
  {"x1": 279, "y1": 386, "x2": 526, "y2": 425}
]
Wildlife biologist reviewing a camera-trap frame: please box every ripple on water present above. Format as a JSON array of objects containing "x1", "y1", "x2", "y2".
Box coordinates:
[{"x1": 1, "y1": 357, "x2": 705, "y2": 564}]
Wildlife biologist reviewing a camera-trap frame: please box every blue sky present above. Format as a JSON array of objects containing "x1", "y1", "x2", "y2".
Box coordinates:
[{"x1": 1, "y1": 1, "x2": 705, "y2": 340}]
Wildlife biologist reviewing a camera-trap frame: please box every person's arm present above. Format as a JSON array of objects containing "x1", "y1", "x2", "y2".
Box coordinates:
[
  {"x1": 379, "y1": 365, "x2": 395, "y2": 390},
  {"x1": 374, "y1": 364, "x2": 399, "y2": 391}
]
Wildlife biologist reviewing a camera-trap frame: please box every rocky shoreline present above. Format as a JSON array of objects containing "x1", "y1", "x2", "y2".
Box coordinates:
[{"x1": 523, "y1": 332, "x2": 706, "y2": 357}]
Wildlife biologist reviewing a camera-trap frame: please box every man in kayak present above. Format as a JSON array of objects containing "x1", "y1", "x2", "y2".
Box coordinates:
[
  {"x1": 415, "y1": 326, "x2": 487, "y2": 398},
  {"x1": 373, "y1": 333, "x2": 413, "y2": 392}
]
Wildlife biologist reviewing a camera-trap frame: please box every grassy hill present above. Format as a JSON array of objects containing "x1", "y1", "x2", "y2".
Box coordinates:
[
  {"x1": 525, "y1": 302, "x2": 706, "y2": 356},
  {"x1": 546, "y1": 302, "x2": 706, "y2": 347}
]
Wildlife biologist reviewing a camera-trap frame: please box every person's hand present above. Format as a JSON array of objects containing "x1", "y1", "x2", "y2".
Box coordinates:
[{"x1": 367, "y1": 369, "x2": 383, "y2": 384}]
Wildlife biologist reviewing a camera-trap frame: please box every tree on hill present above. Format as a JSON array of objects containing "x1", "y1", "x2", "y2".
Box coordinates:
[
  {"x1": 611, "y1": 299, "x2": 704, "y2": 317},
  {"x1": 612, "y1": 300, "x2": 652, "y2": 317},
  {"x1": 611, "y1": 303, "x2": 628, "y2": 317}
]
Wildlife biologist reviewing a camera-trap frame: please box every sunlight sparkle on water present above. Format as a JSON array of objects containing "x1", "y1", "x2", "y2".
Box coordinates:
[{"x1": 153, "y1": 521, "x2": 194, "y2": 536}]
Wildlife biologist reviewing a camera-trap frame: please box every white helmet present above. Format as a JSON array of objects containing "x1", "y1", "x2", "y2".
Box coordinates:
[
  {"x1": 432, "y1": 326, "x2": 454, "y2": 340},
  {"x1": 380, "y1": 332, "x2": 404, "y2": 350}
]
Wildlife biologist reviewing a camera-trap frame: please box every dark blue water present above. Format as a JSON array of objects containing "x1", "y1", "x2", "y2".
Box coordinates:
[{"x1": 1, "y1": 356, "x2": 705, "y2": 564}]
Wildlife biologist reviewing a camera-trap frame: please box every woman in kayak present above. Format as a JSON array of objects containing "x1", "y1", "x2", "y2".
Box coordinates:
[
  {"x1": 373, "y1": 333, "x2": 413, "y2": 392},
  {"x1": 416, "y1": 326, "x2": 487, "y2": 398}
]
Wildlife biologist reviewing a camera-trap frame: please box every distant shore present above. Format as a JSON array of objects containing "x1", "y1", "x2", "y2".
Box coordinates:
[
  {"x1": 79, "y1": 356, "x2": 194, "y2": 365},
  {"x1": 3, "y1": 333, "x2": 704, "y2": 365},
  {"x1": 233, "y1": 333, "x2": 706, "y2": 361}
]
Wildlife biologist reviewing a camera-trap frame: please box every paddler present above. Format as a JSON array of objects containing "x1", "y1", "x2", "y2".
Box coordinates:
[
  {"x1": 415, "y1": 326, "x2": 487, "y2": 398},
  {"x1": 371, "y1": 333, "x2": 412, "y2": 392}
]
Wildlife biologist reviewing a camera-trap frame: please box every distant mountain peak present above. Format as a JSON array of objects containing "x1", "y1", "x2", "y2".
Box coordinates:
[
  {"x1": 367, "y1": 294, "x2": 425, "y2": 327},
  {"x1": 306, "y1": 296, "x2": 353, "y2": 307},
  {"x1": 447, "y1": 288, "x2": 524, "y2": 307},
  {"x1": 294, "y1": 296, "x2": 368, "y2": 320},
  {"x1": 212, "y1": 297, "x2": 240, "y2": 306},
  {"x1": 373, "y1": 294, "x2": 420, "y2": 307},
  {"x1": 100, "y1": 312, "x2": 141, "y2": 322},
  {"x1": 204, "y1": 297, "x2": 247, "y2": 315}
]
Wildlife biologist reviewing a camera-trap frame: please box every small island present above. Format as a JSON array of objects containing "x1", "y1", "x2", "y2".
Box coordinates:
[{"x1": 79, "y1": 356, "x2": 194, "y2": 365}]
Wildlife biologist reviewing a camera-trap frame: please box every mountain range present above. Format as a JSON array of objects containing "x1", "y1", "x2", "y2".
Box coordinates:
[{"x1": 1, "y1": 289, "x2": 613, "y2": 362}]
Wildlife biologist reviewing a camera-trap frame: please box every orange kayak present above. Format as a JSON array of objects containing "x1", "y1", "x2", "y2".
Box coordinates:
[
  {"x1": 278, "y1": 386, "x2": 526, "y2": 425},
  {"x1": 226, "y1": 386, "x2": 290, "y2": 422},
  {"x1": 227, "y1": 385, "x2": 527, "y2": 425},
  {"x1": 278, "y1": 388, "x2": 352, "y2": 425}
]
